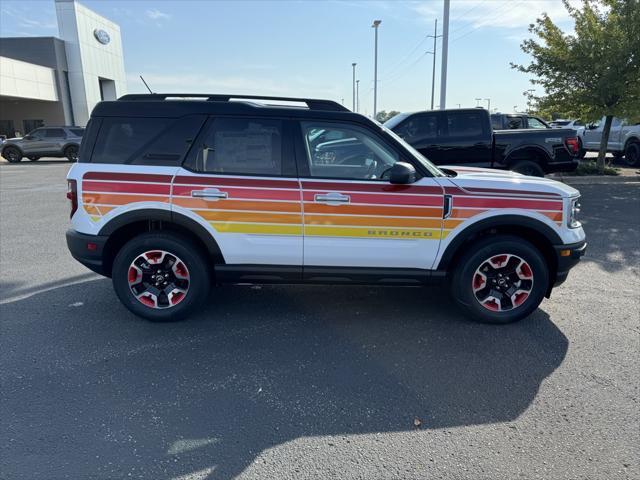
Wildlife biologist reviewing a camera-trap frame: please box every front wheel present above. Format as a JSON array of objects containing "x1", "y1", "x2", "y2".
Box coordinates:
[
  {"x1": 624, "y1": 142, "x2": 640, "y2": 167},
  {"x1": 112, "y1": 232, "x2": 210, "y2": 322},
  {"x1": 511, "y1": 160, "x2": 545, "y2": 177},
  {"x1": 451, "y1": 235, "x2": 549, "y2": 324},
  {"x1": 2, "y1": 146, "x2": 22, "y2": 163}
]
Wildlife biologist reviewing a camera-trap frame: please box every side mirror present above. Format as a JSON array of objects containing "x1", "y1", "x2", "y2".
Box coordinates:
[
  {"x1": 587, "y1": 124, "x2": 597, "y2": 130},
  {"x1": 389, "y1": 162, "x2": 416, "y2": 184}
]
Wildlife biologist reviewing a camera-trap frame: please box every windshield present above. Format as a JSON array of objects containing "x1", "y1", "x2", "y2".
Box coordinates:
[
  {"x1": 383, "y1": 113, "x2": 410, "y2": 131},
  {"x1": 379, "y1": 122, "x2": 444, "y2": 177}
]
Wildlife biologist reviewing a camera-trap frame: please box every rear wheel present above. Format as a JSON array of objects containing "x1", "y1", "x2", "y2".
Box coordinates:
[
  {"x1": 511, "y1": 160, "x2": 545, "y2": 177},
  {"x1": 576, "y1": 139, "x2": 586, "y2": 159},
  {"x1": 451, "y1": 235, "x2": 549, "y2": 324},
  {"x1": 624, "y1": 141, "x2": 640, "y2": 167},
  {"x1": 112, "y1": 232, "x2": 210, "y2": 322},
  {"x1": 64, "y1": 145, "x2": 79, "y2": 162},
  {"x1": 2, "y1": 146, "x2": 22, "y2": 163}
]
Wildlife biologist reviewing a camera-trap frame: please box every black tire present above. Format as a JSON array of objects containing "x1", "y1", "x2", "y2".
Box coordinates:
[
  {"x1": 64, "y1": 145, "x2": 79, "y2": 162},
  {"x1": 511, "y1": 160, "x2": 545, "y2": 177},
  {"x1": 451, "y1": 235, "x2": 549, "y2": 324},
  {"x1": 624, "y1": 141, "x2": 640, "y2": 167},
  {"x1": 2, "y1": 146, "x2": 22, "y2": 163},
  {"x1": 28, "y1": 155, "x2": 39, "y2": 162},
  {"x1": 112, "y1": 232, "x2": 210, "y2": 322}
]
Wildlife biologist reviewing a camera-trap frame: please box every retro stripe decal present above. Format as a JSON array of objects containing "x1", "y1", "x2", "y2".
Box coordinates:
[{"x1": 80, "y1": 172, "x2": 564, "y2": 239}]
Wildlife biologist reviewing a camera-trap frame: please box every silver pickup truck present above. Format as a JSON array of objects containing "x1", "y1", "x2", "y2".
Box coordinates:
[{"x1": 578, "y1": 117, "x2": 640, "y2": 166}]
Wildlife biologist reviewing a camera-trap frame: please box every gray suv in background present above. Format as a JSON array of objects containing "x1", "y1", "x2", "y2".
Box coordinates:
[{"x1": 1, "y1": 126, "x2": 84, "y2": 163}]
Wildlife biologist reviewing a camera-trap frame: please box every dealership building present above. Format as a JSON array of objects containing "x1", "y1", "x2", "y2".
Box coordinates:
[{"x1": 0, "y1": 0, "x2": 126, "y2": 137}]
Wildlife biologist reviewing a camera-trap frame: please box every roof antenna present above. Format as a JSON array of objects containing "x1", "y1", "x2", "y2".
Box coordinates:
[{"x1": 139, "y1": 75, "x2": 153, "y2": 94}]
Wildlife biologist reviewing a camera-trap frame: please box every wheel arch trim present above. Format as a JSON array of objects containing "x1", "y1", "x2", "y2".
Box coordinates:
[{"x1": 435, "y1": 213, "x2": 563, "y2": 270}]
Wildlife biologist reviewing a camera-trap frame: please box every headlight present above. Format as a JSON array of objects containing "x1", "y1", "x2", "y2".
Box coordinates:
[{"x1": 568, "y1": 197, "x2": 581, "y2": 228}]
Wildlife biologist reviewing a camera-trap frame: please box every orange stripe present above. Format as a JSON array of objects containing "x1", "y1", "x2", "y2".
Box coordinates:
[
  {"x1": 304, "y1": 215, "x2": 443, "y2": 229},
  {"x1": 194, "y1": 210, "x2": 302, "y2": 224},
  {"x1": 82, "y1": 193, "x2": 169, "y2": 204},
  {"x1": 83, "y1": 205, "x2": 114, "y2": 216},
  {"x1": 450, "y1": 208, "x2": 487, "y2": 219},
  {"x1": 544, "y1": 211, "x2": 563, "y2": 221},
  {"x1": 304, "y1": 203, "x2": 442, "y2": 217},
  {"x1": 173, "y1": 198, "x2": 301, "y2": 212}
]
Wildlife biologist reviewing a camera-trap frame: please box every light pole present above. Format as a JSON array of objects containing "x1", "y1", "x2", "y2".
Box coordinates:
[
  {"x1": 484, "y1": 98, "x2": 491, "y2": 111},
  {"x1": 356, "y1": 79, "x2": 360, "y2": 113},
  {"x1": 475, "y1": 97, "x2": 482, "y2": 107},
  {"x1": 351, "y1": 63, "x2": 357, "y2": 112},
  {"x1": 427, "y1": 19, "x2": 441, "y2": 110},
  {"x1": 439, "y1": 0, "x2": 450, "y2": 109},
  {"x1": 372, "y1": 19, "x2": 381, "y2": 119}
]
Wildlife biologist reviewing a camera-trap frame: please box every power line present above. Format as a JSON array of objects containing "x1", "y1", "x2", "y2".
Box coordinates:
[{"x1": 450, "y1": 0, "x2": 525, "y2": 43}]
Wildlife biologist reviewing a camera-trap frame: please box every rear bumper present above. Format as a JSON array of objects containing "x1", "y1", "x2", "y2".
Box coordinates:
[
  {"x1": 546, "y1": 159, "x2": 579, "y2": 173},
  {"x1": 66, "y1": 229, "x2": 109, "y2": 277},
  {"x1": 553, "y1": 240, "x2": 587, "y2": 286}
]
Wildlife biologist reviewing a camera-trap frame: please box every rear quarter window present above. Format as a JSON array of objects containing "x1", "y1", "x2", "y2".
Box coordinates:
[{"x1": 90, "y1": 115, "x2": 206, "y2": 165}]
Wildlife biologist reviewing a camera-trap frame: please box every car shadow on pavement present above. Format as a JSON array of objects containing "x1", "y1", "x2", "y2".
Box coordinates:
[{"x1": 1, "y1": 278, "x2": 568, "y2": 479}]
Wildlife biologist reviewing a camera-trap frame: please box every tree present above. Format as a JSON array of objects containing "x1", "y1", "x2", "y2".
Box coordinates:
[
  {"x1": 512, "y1": 0, "x2": 640, "y2": 173},
  {"x1": 375, "y1": 110, "x2": 401, "y2": 123}
]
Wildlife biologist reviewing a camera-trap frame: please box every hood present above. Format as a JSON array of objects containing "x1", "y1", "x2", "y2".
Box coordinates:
[{"x1": 439, "y1": 165, "x2": 580, "y2": 198}]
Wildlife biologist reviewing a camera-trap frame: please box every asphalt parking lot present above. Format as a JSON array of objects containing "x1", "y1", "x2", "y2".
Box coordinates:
[{"x1": 1, "y1": 161, "x2": 638, "y2": 480}]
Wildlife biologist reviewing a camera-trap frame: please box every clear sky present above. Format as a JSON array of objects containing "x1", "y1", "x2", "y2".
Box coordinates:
[{"x1": 0, "y1": 0, "x2": 577, "y2": 116}]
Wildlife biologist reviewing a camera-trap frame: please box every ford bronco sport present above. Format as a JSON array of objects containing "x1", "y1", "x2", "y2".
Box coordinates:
[{"x1": 66, "y1": 94, "x2": 586, "y2": 324}]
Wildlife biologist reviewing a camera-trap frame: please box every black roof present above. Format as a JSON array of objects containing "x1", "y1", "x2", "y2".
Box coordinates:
[{"x1": 92, "y1": 94, "x2": 372, "y2": 124}]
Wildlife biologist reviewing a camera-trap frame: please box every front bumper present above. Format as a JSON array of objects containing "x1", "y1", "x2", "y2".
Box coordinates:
[
  {"x1": 66, "y1": 229, "x2": 109, "y2": 276},
  {"x1": 553, "y1": 240, "x2": 587, "y2": 286}
]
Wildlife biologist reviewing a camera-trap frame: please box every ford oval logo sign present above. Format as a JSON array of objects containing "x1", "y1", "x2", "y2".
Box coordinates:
[{"x1": 93, "y1": 29, "x2": 110, "y2": 45}]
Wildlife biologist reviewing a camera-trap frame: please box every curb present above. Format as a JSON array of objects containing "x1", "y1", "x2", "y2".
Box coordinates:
[{"x1": 548, "y1": 175, "x2": 640, "y2": 185}]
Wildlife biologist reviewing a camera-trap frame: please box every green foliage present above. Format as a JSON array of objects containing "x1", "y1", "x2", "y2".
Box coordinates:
[
  {"x1": 375, "y1": 110, "x2": 401, "y2": 123},
  {"x1": 513, "y1": 0, "x2": 640, "y2": 123},
  {"x1": 570, "y1": 160, "x2": 620, "y2": 176}
]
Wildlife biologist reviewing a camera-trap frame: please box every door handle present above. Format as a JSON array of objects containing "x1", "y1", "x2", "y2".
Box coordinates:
[
  {"x1": 315, "y1": 192, "x2": 350, "y2": 204},
  {"x1": 191, "y1": 188, "x2": 228, "y2": 199}
]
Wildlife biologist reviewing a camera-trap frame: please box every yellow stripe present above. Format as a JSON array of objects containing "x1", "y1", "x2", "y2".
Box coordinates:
[
  {"x1": 304, "y1": 225, "x2": 444, "y2": 239},
  {"x1": 209, "y1": 222, "x2": 303, "y2": 235}
]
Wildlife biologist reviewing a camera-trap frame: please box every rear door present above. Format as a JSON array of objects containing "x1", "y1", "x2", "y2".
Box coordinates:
[
  {"x1": 42, "y1": 127, "x2": 67, "y2": 153},
  {"x1": 437, "y1": 110, "x2": 492, "y2": 166},
  {"x1": 173, "y1": 116, "x2": 303, "y2": 270},
  {"x1": 296, "y1": 120, "x2": 445, "y2": 272}
]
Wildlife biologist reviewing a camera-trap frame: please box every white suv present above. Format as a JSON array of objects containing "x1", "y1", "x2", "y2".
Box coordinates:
[{"x1": 66, "y1": 94, "x2": 586, "y2": 324}]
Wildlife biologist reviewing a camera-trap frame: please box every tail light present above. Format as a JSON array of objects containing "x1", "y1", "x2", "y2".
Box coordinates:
[
  {"x1": 565, "y1": 137, "x2": 580, "y2": 155},
  {"x1": 67, "y1": 179, "x2": 78, "y2": 218}
]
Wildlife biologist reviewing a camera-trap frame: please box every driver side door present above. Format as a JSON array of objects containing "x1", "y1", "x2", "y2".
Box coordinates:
[{"x1": 295, "y1": 120, "x2": 446, "y2": 272}]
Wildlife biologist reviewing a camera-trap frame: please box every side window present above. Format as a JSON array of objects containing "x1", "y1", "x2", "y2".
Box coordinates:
[
  {"x1": 528, "y1": 117, "x2": 548, "y2": 129},
  {"x1": 195, "y1": 117, "x2": 283, "y2": 175},
  {"x1": 445, "y1": 112, "x2": 485, "y2": 137},
  {"x1": 301, "y1": 121, "x2": 399, "y2": 180},
  {"x1": 28, "y1": 129, "x2": 44, "y2": 139},
  {"x1": 396, "y1": 114, "x2": 438, "y2": 142},
  {"x1": 44, "y1": 128, "x2": 66, "y2": 138},
  {"x1": 91, "y1": 116, "x2": 204, "y2": 165},
  {"x1": 506, "y1": 116, "x2": 524, "y2": 129}
]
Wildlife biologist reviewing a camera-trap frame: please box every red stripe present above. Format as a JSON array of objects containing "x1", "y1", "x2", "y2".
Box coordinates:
[
  {"x1": 173, "y1": 176, "x2": 298, "y2": 189},
  {"x1": 301, "y1": 181, "x2": 442, "y2": 195},
  {"x1": 83, "y1": 181, "x2": 171, "y2": 195},
  {"x1": 302, "y1": 191, "x2": 444, "y2": 207},
  {"x1": 173, "y1": 185, "x2": 300, "y2": 201},
  {"x1": 83, "y1": 172, "x2": 173, "y2": 183},
  {"x1": 463, "y1": 187, "x2": 561, "y2": 197},
  {"x1": 453, "y1": 196, "x2": 563, "y2": 210}
]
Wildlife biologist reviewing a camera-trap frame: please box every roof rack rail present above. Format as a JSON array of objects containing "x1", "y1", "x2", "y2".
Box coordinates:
[{"x1": 117, "y1": 93, "x2": 350, "y2": 112}]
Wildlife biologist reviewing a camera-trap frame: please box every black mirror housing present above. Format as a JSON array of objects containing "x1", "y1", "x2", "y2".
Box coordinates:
[{"x1": 389, "y1": 162, "x2": 417, "y2": 184}]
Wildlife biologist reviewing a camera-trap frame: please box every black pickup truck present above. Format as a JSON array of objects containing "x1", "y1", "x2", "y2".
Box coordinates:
[{"x1": 385, "y1": 108, "x2": 579, "y2": 176}]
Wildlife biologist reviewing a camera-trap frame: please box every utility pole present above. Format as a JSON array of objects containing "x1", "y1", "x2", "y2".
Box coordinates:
[
  {"x1": 485, "y1": 98, "x2": 491, "y2": 111},
  {"x1": 439, "y1": 0, "x2": 450, "y2": 109},
  {"x1": 475, "y1": 97, "x2": 482, "y2": 107},
  {"x1": 356, "y1": 79, "x2": 360, "y2": 113},
  {"x1": 351, "y1": 63, "x2": 357, "y2": 111},
  {"x1": 427, "y1": 19, "x2": 441, "y2": 110},
  {"x1": 456, "y1": 103, "x2": 461, "y2": 108},
  {"x1": 372, "y1": 20, "x2": 382, "y2": 119}
]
